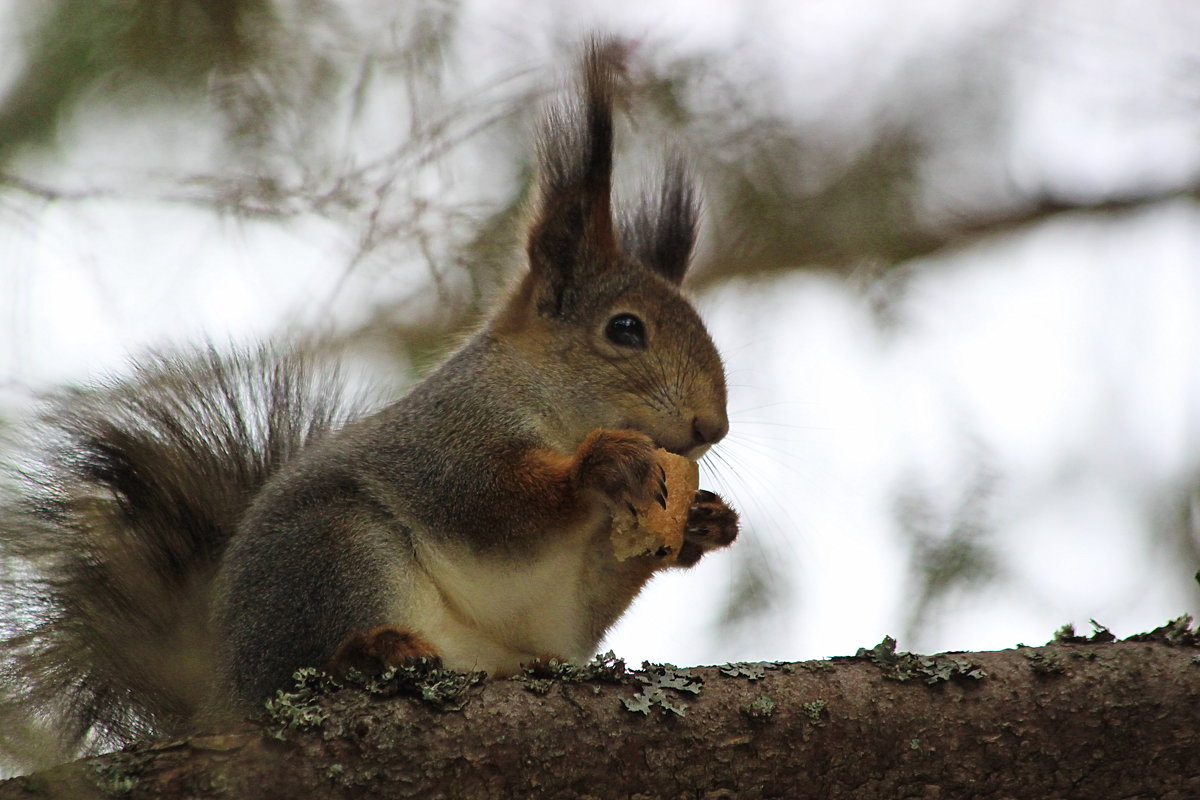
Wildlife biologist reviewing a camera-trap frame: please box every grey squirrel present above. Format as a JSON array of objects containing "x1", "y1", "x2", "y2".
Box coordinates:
[{"x1": 0, "y1": 40, "x2": 738, "y2": 760}]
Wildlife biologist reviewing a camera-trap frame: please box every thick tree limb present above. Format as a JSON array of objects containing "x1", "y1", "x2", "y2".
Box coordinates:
[{"x1": 3, "y1": 639, "x2": 1198, "y2": 799}]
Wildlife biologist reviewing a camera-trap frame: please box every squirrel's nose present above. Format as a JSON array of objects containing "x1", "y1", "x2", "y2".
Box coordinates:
[{"x1": 691, "y1": 413, "x2": 729, "y2": 448}]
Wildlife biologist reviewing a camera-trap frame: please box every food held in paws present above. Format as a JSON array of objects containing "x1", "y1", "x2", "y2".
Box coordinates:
[{"x1": 610, "y1": 449, "x2": 699, "y2": 562}]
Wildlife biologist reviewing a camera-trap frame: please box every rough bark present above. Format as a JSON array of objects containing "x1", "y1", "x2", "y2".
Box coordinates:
[{"x1": 3, "y1": 638, "x2": 1198, "y2": 800}]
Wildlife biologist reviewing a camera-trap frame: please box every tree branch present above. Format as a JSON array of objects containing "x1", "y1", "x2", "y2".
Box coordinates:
[{"x1": 4, "y1": 638, "x2": 1198, "y2": 799}]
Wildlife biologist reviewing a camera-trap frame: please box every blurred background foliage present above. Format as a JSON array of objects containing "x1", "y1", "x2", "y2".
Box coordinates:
[{"x1": 2, "y1": 0, "x2": 1199, "y2": 660}]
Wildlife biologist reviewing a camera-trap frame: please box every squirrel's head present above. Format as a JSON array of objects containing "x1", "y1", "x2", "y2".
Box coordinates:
[{"x1": 491, "y1": 40, "x2": 728, "y2": 460}]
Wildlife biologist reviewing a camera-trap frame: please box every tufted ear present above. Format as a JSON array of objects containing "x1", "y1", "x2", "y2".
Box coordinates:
[
  {"x1": 525, "y1": 39, "x2": 626, "y2": 317},
  {"x1": 618, "y1": 154, "x2": 698, "y2": 286}
]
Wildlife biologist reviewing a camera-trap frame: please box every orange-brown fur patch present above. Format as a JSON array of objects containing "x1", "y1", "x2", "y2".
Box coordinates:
[{"x1": 326, "y1": 626, "x2": 441, "y2": 678}]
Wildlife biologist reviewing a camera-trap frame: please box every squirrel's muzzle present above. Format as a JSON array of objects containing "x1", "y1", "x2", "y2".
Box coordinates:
[{"x1": 691, "y1": 412, "x2": 728, "y2": 449}]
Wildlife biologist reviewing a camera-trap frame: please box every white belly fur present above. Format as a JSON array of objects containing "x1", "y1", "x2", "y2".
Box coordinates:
[{"x1": 393, "y1": 518, "x2": 604, "y2": 676}]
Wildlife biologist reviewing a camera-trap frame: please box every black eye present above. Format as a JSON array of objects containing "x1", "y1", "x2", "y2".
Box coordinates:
[{"x1": 605, "y1": 313, "x2": 647, "y2": 349}]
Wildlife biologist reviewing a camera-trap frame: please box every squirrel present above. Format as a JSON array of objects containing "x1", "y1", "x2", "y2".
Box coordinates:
[{"x1": 0, "y1": 39, "x2": 738, "y2": 761}]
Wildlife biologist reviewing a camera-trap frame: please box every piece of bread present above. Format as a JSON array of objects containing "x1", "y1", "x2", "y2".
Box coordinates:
[{"x1": 611, "y1": 449, "x2": 699, "y2": 562}]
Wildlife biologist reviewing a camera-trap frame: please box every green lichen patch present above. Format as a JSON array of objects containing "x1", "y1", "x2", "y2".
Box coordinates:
[
  {"x1": 514, "y1": 651, "x2": 629, "y2": 694},
  {"x1": 856, "y1": 636, "x2": 986, "y2": 685},
  {"x1": 517, "y1": 676, "x2": 557, "y2": 695},
  {"x1": 583, "y1": 650, "x2": 631, "y2": 681},
  {"x1": 744, "y1": 693, "x2": 776, "y2": 723},
  {"x1": 344, "y1": 660, "x2": 487, "y2": 710},
  {"x1": 88, "y1": 752, "x2": 149, "y2": 797},
  {"x1": 720, "y1": 662, "x2": 767, "y2": 680},
  {"x1": 724, "y1": 660, "x2": 833, "y2": 677},
  {"x1": 1054, "y1": 616, "x2": 1200, "y2": 648},
  {"x1": 1127, "y1": 615, "x2": 1200, "y2": 647},
  {"x1": 1024, "y1": 650, "x2": 1067, "y2": 676},
  {"x1": 265, "y1": 659, "x2": 486, "y2": 738},
  {"x1": 800, "y1": 699, "x2": 827, "y2": 722},
  {"x1": 1053, "y1": 619, "x2": 1115, "y2": 644},
  {"x1": 621, "y1": 662, "x2": 704, "y2": 717},
  {"x1": 638, "y1": 663, "x2": 703, "y2": 695},
  {"x1": 264, "y1": 667, "x2": 335, "y2": 739}
]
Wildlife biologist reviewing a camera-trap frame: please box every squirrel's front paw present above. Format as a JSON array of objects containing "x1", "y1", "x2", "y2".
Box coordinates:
[
  {"x1": 572, "y1": 429, "x2": 665, "y2": 515},
  {"x1": 326, "y1": 626, "x2": 441, "y2": 680},
  {"x1": 674, "y1": 490, "x2": 739, "y2": 568}
]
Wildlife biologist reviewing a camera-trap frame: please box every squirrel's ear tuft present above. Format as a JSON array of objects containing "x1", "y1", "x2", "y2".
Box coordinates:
[
  {"x1": 526, "y1": 37, "x2": 627, "y2": 316},
  {"x1": 619, "y1": 154, "x2": 698, "y2": 286}
]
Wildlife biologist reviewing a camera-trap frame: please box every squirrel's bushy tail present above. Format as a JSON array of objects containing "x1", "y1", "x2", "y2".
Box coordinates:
[{"x1": 0, "y1": 345, "x2": 366, "y2": 763}]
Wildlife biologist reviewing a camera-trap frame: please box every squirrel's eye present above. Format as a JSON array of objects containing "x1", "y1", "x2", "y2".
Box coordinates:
[{"x1": 605, "y1": 313, "x2": 647, "y2": 350}]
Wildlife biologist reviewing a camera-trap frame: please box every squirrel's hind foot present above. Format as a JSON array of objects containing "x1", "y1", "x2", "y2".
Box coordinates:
[{"x1": 326, "y1": 626, "x2": 442, "y2": 679}]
